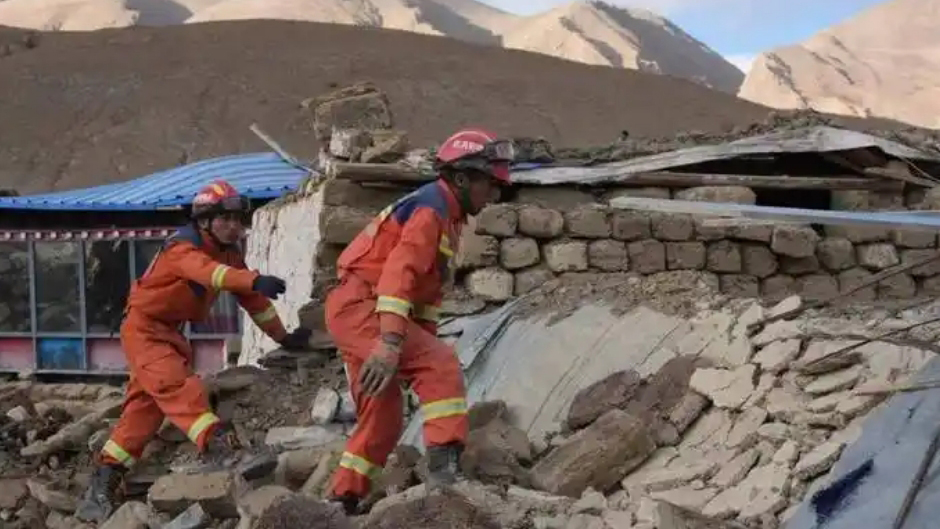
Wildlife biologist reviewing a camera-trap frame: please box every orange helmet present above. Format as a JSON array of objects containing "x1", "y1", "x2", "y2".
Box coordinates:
[
  {"x1": 435, "y1": 128, "x2": 514, "y2": 185},
  {"x1": 191, "y1": 180, "x2": 249, "y2": 219}
]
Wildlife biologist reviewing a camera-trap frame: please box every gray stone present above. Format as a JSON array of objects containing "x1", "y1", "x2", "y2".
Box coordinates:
[
  {"x1": 901, "y1": 249, "x2": 940, "y2": 277},
  {"x1": 857, "y1": 243, "x2": 900, "y2": 270},
  {"x1": 726, "y1": 407, "x2": 767, "y2": 450},
  {"x1": 264, "y1": 425, "x2": 345, "y2": 450},
  {"x1": 309, "y1": 388, "x2": 340, "y2": 425},
  {"x1": 544, "y1": 241, "x2": 589, "y2": 273},
  {"x1": 666, "y1": 242, "x2": 706, "y2": 270},
  {"x1": 793, "y1": 440, "x2": 845, "y2": 480},
  {"x1": 587, "y1": 240, "x2": 629, "y2": 271},
  {"x1": 650, "y1": 213, "x2": 694, "y2": 241},
  {"x1": 706, "y1": 241, "x2": 742, "y2": 273},
  {"x1": 565, "y1": 207, "x2": 611, "y2": 238},
  {"x1": 796, "y1": 274, "x2": 838, "y2": 303},
  {"x1": 466, "y1": 267, "x2": 514, "y2": 301},
  {"x1": 320, "y1": 206, "x2": 371, "y2": 245},
  {"x1": 514, "y1": 267, "x2": 555, "y2": 295},
  {"x1": 628, "y1": 240, "x2": 666, "y2": 274},
  {"x1": 455, "y1": 231, "x2": 499, "y2": 269},
  {"x1": 803, "y1": 366, "x2": 863, "y2": 395},
  {"x1": 892, "y1": 228, "x2": 936, "y2": 248},
  {"x1": 780, "y1": 255, "x2": 820, "y2": 275},
  {"x1": 771, "y1": 225, "x2": 820, "y2": 258},
  {"x1": 610, "y1": 211, "x2": 651, "y2": 241},
  {"x1": 99, "y1": 501, "x2": 158, "y2": 529},
  {"x1": 689, "y1": 365, "x2": 757, "y2": 410},
  {"x1": 837, "y1": 268, "x2": 877, "y2": 302},
  {"x1": 741, "y1": 244, "x2": 777, "y2": 278},
  {"x1": 712, "y1": 448, "x2": 759, "y2": 488},
  {"x1": 753, "y1": 339, "x2": 801, "y2": 373},
  {"x1": 477, "y1": 204, "x2": 518, "y2": 237},
  {"x1": 162, "y1": 503, "x2": 210, "y2": 529},
  {"x1": 518, "y1": 207, "x2": 565, "y2": 239},
  {"x1": 761, "y1": 275, "x2": 796, "y2": 302},
  {"x1": 825, "y1": 224, "x2": 890, "y2": 244},
  {"x1": 719, "y1": 275, "x2": 759, "y2": 298},
  {"x1": 728, "y1": 221, "x2": 774, "y2": 243},
  {"x1": 878, "y1": 273, "x2": 916, "y2": 299},
  {"x1": 569, "y1": 488, "x2": 607, "y2": 515},
  {"x1": 148, "y1": 471, "x2": 246, "y2": 518},
  {"x1": 674, "y1": 186, "x2": 756, "y2": 204},
  {"x1": 500, "y1": 238, "x2": 541, "y2": 270},
  {"x1": 817, "y1": 237, "x2": 856, "y2": 271},
  {"x1": 604, "y1": 187, "x2": 671, "y2": 201}
]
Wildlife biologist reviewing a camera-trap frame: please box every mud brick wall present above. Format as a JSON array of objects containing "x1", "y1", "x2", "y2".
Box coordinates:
[{"x1": 317, "y1": 179, "x2": 940, "y2": 304}]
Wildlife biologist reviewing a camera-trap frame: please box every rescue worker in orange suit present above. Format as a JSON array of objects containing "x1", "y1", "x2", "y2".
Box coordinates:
[
  {"x1": 76, "y1": 180, "x2": 310, "y2": 523},
  {"x1": 326, "y1": 129, "x2": 514, "y2": 514}
]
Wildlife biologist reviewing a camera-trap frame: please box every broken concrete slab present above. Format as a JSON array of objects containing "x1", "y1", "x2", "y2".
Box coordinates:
[
  {"x1": 792, "y1": 440, "x2": 845, "y2": 481},
  {"x1": 309, "y1": 388, "x2": 340, "y2": 425},
  {"x1": 725, "y1": 407, "x2": 768, "y2": 450},
  {"x1": 162, "y1": 503, "x2": 210, "y2": 529},
  {"x1": 569, "y1": 488, "x2": 607, "y2": 515},
  {"x1": 650, "y1": 486, "x2": 720, "y2": 512},
  {"x1": 711, "y1": 449, "x2": 759, "y2": 488},
  {"x1": 237, "y1": 485, "x2": 293, "y2": 528},
  {"x1": 264, "y1": 425, "x2": 345, "y2": 449},
  {"x1": 98, "y1": 501, "x2": 159, "y2": 529},
  {"x1": 689, "y1": 365, "x2": 757, "y2": 410},
  {"x1": 531, "y1": 409, "x2": 656, "y2": 497},
  {"x1": 753, "y1": 339, "x2": 801, "y2": 374},
  {"x1": 803, "y1": 366, "x2": 863, "y2": 395},
  {"x1": 148, "y1": 471, "x2": 247, "y2": 518},
  {"x1": 702, "y1": 463, "x2": 790, "y2": 521},
  {"x1": 668, "y1": 392, "x2": 710, "y2": 435},
  {"x1": 638, "y1": 461, "x2": 718, "y2": 493},
  {"x1": 25, "y1": 478, "x2": 78, "y2": 513}
]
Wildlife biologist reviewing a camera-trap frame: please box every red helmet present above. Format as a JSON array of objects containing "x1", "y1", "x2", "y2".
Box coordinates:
[
  {"x1": 435, "y1": 128, "x2": 514, "y2": 185},
  {"x1": 191, "y1": 180, "x2": 249, "y2": 219}
]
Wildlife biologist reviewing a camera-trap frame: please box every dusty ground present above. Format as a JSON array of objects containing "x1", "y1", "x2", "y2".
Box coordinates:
[{"x1": 0, "y1": 20, "x2": 918, "y2": 195}]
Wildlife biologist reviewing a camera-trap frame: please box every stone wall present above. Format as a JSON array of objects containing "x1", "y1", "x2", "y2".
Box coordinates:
[
  {"x1": 317, "y1": 180, "x2": 940, "y2": 306},
  {"x1": 241, "y1": 187, "x2": 325, "y2": 366}
]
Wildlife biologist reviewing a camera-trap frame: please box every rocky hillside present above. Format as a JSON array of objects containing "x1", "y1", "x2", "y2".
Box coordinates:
[
  {"x1": 0, "y1": 0, "x2": 744, "y2": 93},
  {"x1": 738, "y1": 0, "x2": 940, "y2": 129}
]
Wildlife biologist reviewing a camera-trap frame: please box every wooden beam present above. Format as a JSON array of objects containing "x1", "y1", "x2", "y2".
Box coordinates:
[{"x1": 331, "y1": 162, "x2": 905, "y2": 191}]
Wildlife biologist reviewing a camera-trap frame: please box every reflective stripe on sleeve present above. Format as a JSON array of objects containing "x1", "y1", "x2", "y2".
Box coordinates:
[
  {"x1": 251, "y1": 304, "x2": 278, "y2": 325},
  {"x1": 211, "y1": 265, "x2": 231, "y2": 290},
  {"x1": 375, "y1": 296, "x2": 412, "y2": 318}
]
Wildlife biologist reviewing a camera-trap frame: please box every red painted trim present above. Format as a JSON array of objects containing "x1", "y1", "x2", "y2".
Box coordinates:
[{"x1": 0, "y1": 228, "x2": 180, "y2": 241}]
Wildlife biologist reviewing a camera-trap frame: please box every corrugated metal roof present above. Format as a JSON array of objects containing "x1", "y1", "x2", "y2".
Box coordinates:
[{"x1": 0, "y1": 153, "x2": 314, "y2": 211}]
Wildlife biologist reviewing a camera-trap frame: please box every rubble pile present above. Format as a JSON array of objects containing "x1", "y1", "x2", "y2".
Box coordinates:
[{"x1": 1, "y1": 289, "x2": 938, "y2": 529}]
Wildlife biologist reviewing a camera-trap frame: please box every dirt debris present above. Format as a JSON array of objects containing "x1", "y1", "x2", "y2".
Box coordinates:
[
  {"x1": 360, "y1": 489, "x2": 501, "y2": 529},
  {"x1": 514, "y1": 270, "x2": 726, "y2": 323}
]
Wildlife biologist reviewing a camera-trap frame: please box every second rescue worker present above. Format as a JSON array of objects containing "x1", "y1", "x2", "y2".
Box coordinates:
[
  {"x1": 76, "y1": 180, "x2": 310, "y2": 523},
  {"x1": 325, "y1": 128, "x2": 514, "y2": 514}
]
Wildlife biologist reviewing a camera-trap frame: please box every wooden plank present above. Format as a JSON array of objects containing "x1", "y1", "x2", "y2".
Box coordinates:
[{"x1": 332, "y1": 161, "x2": 905, "y2": 191}]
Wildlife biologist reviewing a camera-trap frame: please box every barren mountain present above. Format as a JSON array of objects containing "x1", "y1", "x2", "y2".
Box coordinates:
[
  {"x1": 738, "y1": 0, "x2": 940, "y2": 129},
  {"x1": 0, "y1": 0, "x2": 743, "y2": 93}
]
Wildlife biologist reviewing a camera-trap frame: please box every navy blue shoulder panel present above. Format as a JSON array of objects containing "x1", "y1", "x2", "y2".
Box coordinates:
[
  {"x1": 390, "y1": 182, "x2": 449, "y2": 225},
  {"x1": 164, "y1": 225, "x2": 203, "y2": 249}
]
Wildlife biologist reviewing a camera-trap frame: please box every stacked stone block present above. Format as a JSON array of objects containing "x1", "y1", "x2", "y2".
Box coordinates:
[{"x1": 316, "y1": 180, "x2": 940, "y2": 304}]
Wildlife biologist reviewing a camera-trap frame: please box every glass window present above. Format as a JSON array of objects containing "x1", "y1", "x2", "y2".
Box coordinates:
[
  {"x1": 0, "y1": 242, "x2": 32, "y2": 332},
  {"x1": 34, "y1": 241, "x2": 82, "y2": 333},
  {"x1": 192, "y1": 293, "x2": 241, "y2": 335},
  {"x1": 85, "y1": 241, "x2": 130, "y2": 333},
  {"x1": 133, "y1": 240, "x2": 163, "y2": 279}
]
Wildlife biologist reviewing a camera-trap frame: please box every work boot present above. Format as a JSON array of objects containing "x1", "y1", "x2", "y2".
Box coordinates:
[
  {"x1": 425, "y1": 443, "x2": 464, "y2": 491},
  {"x1": 74, "y1": 464, "x2": 127, "y2": 524},
  {"x1": 328, "y1": 494, "x2": 362, "y2": 516}
]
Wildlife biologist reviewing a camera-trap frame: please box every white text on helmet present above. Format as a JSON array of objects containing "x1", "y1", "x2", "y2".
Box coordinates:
[{"x1": 452, "y1": 140, "x2": 485, "y2": 153}]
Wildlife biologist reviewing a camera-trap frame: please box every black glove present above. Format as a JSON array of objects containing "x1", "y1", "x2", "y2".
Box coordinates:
[
  {"x1": 280, "y1": 327, "x2": 312, "y2": 351},
  {"x1": 252, "y1": 275, "x2": 286, "y2": 300}
]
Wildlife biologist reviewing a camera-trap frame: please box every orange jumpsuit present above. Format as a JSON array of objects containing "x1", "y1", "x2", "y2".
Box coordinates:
[
  {"x1": 100, "y1": 225, "x2": 287, "y2": 467},
  {"x1": 327, "y1": 180, "x2": 469, "y2": 499}
]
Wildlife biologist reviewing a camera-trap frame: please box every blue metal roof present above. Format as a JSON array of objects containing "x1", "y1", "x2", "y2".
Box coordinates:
[{"x1": 0, "y1": 153, "x2": 313, "y2": 211}]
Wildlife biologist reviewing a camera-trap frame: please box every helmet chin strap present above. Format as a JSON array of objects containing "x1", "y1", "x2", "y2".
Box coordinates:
[{"x1": 197, "y1": 218, "x2": 236, "y2": 250}]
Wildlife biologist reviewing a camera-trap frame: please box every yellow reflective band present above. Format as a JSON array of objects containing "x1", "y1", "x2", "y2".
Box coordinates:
[
  {"x1": 210, "y1": 265, "x2": 231, "y2": 290},
  {"x1": 414, "y1": 304, "x2": 441, "y2": 323},
  {"x1": 251, "y1": 305, "x2": 278, "y2": 324},
  {"x1": 439, "y1": 234, "x2": 454, "y2": 258},
  {"x1": 376, "y1": 296, "x2": 412, "y2": 318},
  {"x1": 188, "y1": 412, "x2": 220, "y2": 443},
  {"x1": 103, "y1": 439, "x2": 136, "y2": 467},
  {"x1": 339, "y1": 452, "x2": 382, "y2": 481},
  {"x1": 421, "y1": 397, "x2": 468, "y2": 422}
]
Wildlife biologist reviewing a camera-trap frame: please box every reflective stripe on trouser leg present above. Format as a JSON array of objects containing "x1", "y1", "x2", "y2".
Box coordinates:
[
  {"x1": 101, "y1": 439, "x2": 137, "y2": 468},
  {"x1": 338, "y1": 452, "x2": 382, "y2": 482},
  {"x1": 188, "y1": 411, "x2": 221, "y2": 446}
]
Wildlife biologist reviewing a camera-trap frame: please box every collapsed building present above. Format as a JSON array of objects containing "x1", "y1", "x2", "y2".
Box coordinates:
[{"x1": 4, "y1": 83, "x2": 940, "y2": 529}]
